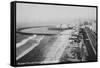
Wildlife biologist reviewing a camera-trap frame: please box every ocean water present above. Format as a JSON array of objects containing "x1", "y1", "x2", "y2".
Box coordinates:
[{"x1": 20, "y1": 27, "x2": 59, "y2": 34}]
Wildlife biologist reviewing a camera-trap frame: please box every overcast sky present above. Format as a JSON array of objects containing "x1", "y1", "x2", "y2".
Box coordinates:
[{"x1": 16, "y1": 3, "x2": 96, "y2": 28}]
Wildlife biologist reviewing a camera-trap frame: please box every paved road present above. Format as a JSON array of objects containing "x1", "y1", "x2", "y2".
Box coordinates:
[{"x1": 82, "y1": 27, "x2": 97, "y2": 61}]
